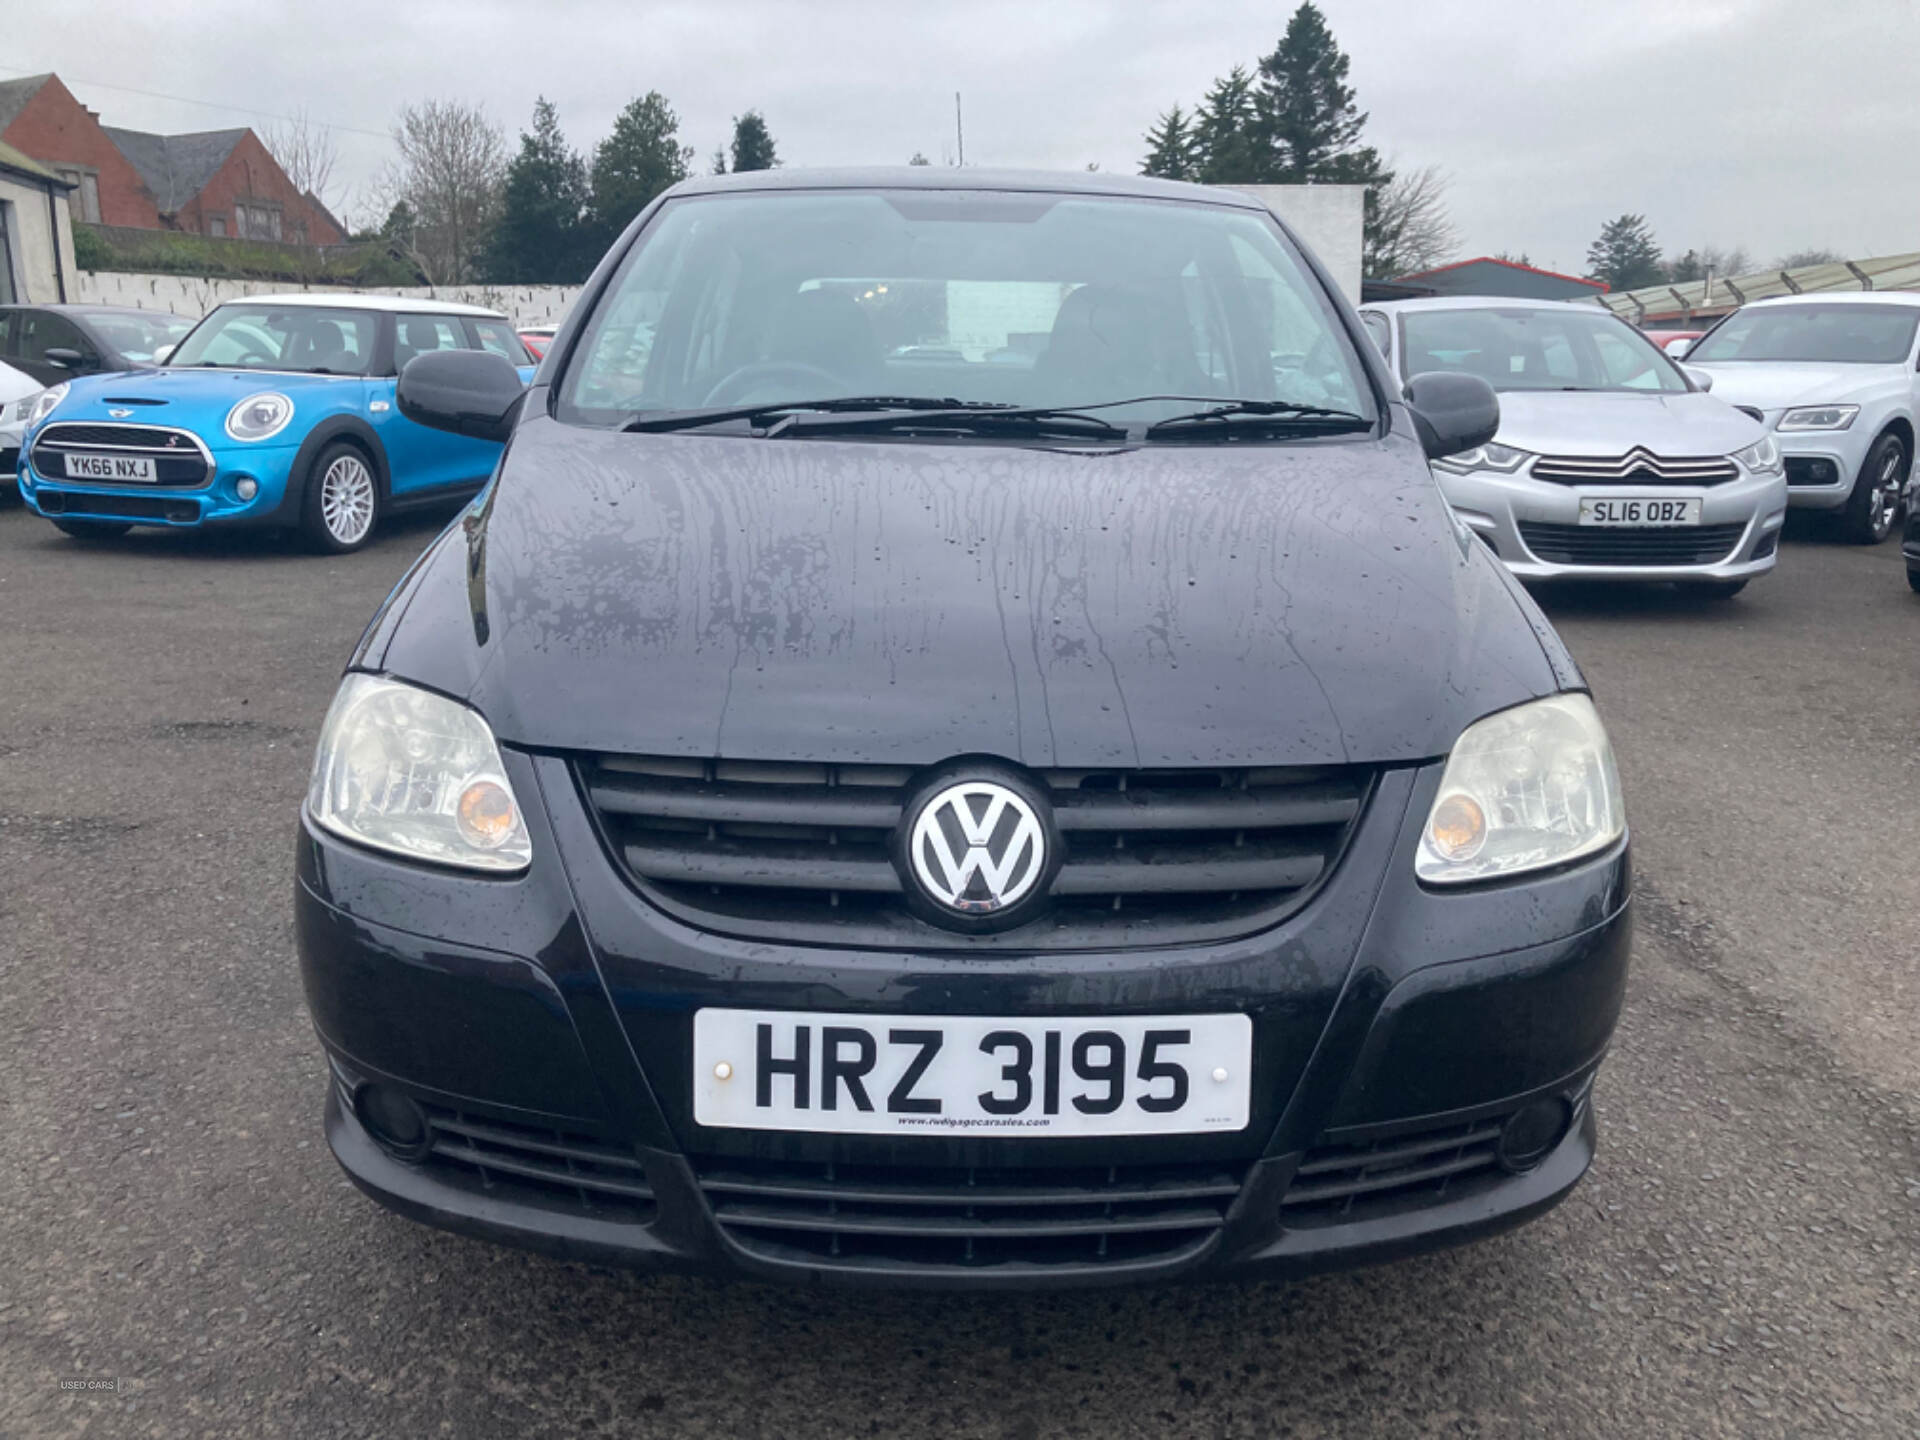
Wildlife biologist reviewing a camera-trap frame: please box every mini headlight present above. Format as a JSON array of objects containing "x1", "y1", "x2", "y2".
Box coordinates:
[
  {"x1": 306, "y1": 673, "x2": 531, "y2": 873},
  {"x1": 225, "y1": 391, "x2": 293, "y2": 442},
  {"x1": 1431, "y1": 442, "x2": 1532, "y2": 476},
  {"x1": 1417, "y1": 694, "x2": 1625, "y2": 885},
  {"x1": 1733, "y1": 434, "x2": 1783, "y2": 476},
  {"x1": 25, "y1": 382, "x2": 68, "y2": 428},
  {"x1": 1777, "y1": 404, "x2": 1858, "y2": 432}
]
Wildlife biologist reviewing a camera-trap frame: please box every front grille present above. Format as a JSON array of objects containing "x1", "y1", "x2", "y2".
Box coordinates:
[
  {"x1": 1530, "y1": 450, "x2": 1739, "y2": 487},
  {"x1": 31, "y1": 422, "x2": 212, "y2": 487},
  {"x1": 697, "y1": 1156, "x2": 1244, "y2": 1273},
  {"x1": 419, "y1": 1103, "x2": 657, "y2": 1223},
  {"x1": 1785, "y1": 456, "x2": 1841, "y2": 487},
  {"x1": 35, "y1": 490, "x2": 199, "y2": 522},
  {"x1": 578, "y1": 756, "x2": 1372, "y2": 947},
  {"x1": 1518, "y1": 521, "x2": 1746, "y2": 567},
  {"x1": 1280, "y1": 1118, "x2": 1509, "y2": 1228}
]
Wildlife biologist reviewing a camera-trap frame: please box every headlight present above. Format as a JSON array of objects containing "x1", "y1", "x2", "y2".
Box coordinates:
[
  {"x1": 306, "y1": 673, "x2": 531, "y2": 873},
  {"x1": 25, "y1": 383, "x2": 68, "y2": 427},
  {"x1": 1733, "y1": 435, "x2": 1783, "y2": 476},
  {"x1": 1417, "y1": 694, "x2": 1624, "y2": 886},
  {"x1": 1777, "y1": 404, "x2": 1858, "y2": 432},
  {"x1": 226, "y1": 391, "x2": 294, "y2": 442},
  {"x1": 1431, "y1": 442, "x2": 1532, "y2": 475}
]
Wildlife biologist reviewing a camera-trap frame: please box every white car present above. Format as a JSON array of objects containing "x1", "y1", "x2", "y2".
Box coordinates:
[
  {"x1": 0, "y1": 357, "x2": 42, "y2": 487},
  {"x1": 1686, "y1": 292, "x2": 1918, "y2": 544},
  {"x1": 1359, "y1": 297, "x2": 1785, "y2": 597}
]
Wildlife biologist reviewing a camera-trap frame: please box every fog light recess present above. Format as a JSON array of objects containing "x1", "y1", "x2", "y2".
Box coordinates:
[
  {"x1": 1496, "y1": 1097, "x2": 1571, "y2": 1173},
  {"x1": 354, "y1": 1084, "x2": 431, "y2": 1161}
]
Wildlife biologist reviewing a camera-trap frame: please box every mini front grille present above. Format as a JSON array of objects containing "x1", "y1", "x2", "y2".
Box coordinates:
[
  {"x1": 1530, "y1": 450, "x2": 1739, "y2": 487},
  {"x1": 697, "y1": 1156, "x2": 1244, "y2": 1273},
  {"x1": 31, "y1": 422, "x2": 212, "y2": 488},
  {"x1": 577, "y1": 756, "x2": 1372, "y2": 948},
  {"x1": 1280, "y1": 1118, "x2": 1509, "y2": 1228},
  {"x1": 419, "y1": 1103, "x2": 657, "y2": 1223},
  {"x1": 1518, "y1": 521, "x2": 1746, "y2": 567},
  {"x1": 1784, "y1": 456, "x2": 1841, "y2": 487}
]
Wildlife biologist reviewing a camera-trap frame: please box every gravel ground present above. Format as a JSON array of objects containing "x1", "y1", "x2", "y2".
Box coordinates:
[{"x1": 1, "y1": 496, "x2": 1915, "y2": 1438}]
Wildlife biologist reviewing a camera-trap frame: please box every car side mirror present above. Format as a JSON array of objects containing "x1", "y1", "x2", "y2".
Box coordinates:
[
  {"x1": 397, "y1": 349, "x2": 526, "y2": 443},
  {"x1": 1663, "y1": 338, "x2": 1693, "y2": 359},
  {"x1": 1403, "y1": 372, "x2": 1500, "y2": 461},
  {"x1": 1682, "y1": 365, "x2": 1713, "y2": 392},
  {"x1": 43, "y1": 346, "x2": 88, "y2": 371},
  {"x1": 154, "y1": 343, "x2": 176, "y2": 364}
]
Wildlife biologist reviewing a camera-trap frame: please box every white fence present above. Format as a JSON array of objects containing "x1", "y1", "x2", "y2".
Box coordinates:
[{"x1": 71, "y1": 271, "x2": 582, "y2": 329}]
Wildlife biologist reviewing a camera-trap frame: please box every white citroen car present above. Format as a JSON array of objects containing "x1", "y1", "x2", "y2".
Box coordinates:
[
  {"x1": 1359, "y1": 297, "x2": 1785, "y2": 597},
  {"x1": 1684, "y1": 293, "x2": 1917, "y2": 544},
  {"x1": 0, "y1": 356, "x2": 41, "y2": 489}
]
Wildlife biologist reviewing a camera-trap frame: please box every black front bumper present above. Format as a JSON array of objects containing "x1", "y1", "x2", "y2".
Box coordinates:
[{"x1": 295, "y1": 752, "x2": 1632, "y2": 1290}]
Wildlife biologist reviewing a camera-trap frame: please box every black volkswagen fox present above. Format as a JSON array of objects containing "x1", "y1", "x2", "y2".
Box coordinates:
[{"x1": 296, "y1": 169, "x2": 1631, "y2": 1288}]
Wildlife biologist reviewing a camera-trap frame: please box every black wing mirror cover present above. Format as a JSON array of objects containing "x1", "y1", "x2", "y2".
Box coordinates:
[
  {"x1": 397, "y1": 349, "x2": 526, "y2": 444},
  {"x1": 1403, "y1": 371, "x2": 1501, "y2": 460}
]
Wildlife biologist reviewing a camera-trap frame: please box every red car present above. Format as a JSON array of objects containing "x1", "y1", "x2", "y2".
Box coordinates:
[
  {"x1": 517, "y1": 326, "x2": 556, "y2": 360},
  {"x1": 1642, "y1": 328, "x2": 1706, "y2": 358}
]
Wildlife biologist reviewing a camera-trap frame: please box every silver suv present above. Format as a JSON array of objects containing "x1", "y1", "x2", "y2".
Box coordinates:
[{"x1": 1360, "y1": 297, "x2": 1786, "y2": 597}]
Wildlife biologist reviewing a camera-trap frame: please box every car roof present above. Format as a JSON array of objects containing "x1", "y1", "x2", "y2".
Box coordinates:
[
  {"x1": 217, "y1": 292, "x2": 508, "y2": 319},
  {"x1": 664, "y1": 166, "x2": 1270, "y2": 210},
  {"x1": 0, "y1": 302, "x2": 190, "y2": 319},
  {"x1": 1740, "y1": 291, "x2": 1920, "y2": 310},
  {"x1": 1362, "y1": 296, "x2": 1608, "y2": 315}
]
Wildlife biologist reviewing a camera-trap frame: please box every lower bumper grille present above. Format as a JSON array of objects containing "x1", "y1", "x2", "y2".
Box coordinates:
[
  {"x1": 1785, "y1": 456, "x2": 1841, "y2": 487},
  {"x1": 36, "y1": 489, "x2": 200, "y2": 522},
  {"x1": 697, "y1": 1157, "x2": 1244, "y2": 1272},
  {"x1": 1280, "y1": 1118, "x2": 1509, "y2": 1228},
  {"x1": 579, "y1": 755, "x2": 1372, "y2": 948},
  {"x1": 418, "y1": 1103, "x2": 656, "y2": 1223},
  {"x1": 1518, "y1": 521, "x2": 1746, "y2": 567}
]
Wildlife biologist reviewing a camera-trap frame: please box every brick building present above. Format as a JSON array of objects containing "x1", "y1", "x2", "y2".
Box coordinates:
[{"x1": 0, "y1": 73, "x2": 344, "y2": 245}]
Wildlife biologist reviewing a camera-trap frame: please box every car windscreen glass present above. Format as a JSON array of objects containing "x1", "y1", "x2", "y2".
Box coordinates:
[
  {"x1": 168, "y1": 305, "x2": 378, "y2": 375},
  {"x1": 1399, "y1": 306, "x2": 1687, "y2": 393},
  {"x1": 1687, "y1": 304, "x2": 1920, "y2": 364},
  {"x1": 84, "y1": 312, "x2": 193, "y2": 363},
  {"x1": 556, "y1": 189, "x2": 1375, "y2": 431}
]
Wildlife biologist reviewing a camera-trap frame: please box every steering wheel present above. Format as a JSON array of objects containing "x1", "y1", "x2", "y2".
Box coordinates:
[
  {"x1": 234, "y1": 348, "x2": 276, "y2": 367},
  {"x1": 703, "y1": 361, "x2": 846, "y2": 408}
]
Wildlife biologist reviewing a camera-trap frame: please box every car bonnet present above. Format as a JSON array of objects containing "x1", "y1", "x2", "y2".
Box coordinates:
[{"x1": 375, "y1": 417, "x2": 1564, "y2": 770}]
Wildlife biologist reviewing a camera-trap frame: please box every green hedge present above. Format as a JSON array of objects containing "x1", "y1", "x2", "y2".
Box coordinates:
[{"x1": 72, "y1": 223, "x2": 420, "y2": 287}]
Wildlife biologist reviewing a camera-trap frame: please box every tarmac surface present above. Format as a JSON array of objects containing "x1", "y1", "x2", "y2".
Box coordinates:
[{"x1": 1, "y1": 495, "x2": 1915, "y2": 1438}]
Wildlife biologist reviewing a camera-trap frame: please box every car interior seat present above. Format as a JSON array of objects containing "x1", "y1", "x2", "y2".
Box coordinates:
[{"x1": 765, "y1": 289, "x2": 883, "y2": 394}]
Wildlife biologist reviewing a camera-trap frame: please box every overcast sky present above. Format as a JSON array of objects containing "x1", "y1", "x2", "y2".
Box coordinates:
[{"x1": 9, "y1": 0, "x2": 1918, "y2": 275}]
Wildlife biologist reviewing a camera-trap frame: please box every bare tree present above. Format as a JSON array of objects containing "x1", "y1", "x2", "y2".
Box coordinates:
[
  {"x1": 1365, "y1": 163, "x2": 1458, "y2": 278},
  {"x1": 262, "y1": 108, "x2": 342, "y2": 223},
  {"x1": 378, "y1": 100, "x2": 507, "y2": 284}
]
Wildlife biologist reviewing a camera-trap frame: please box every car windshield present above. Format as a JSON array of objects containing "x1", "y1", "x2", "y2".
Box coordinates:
[
  {"x1": 85, "y1": 312, "x2": 193, "y2": 363},
  {"x1": 557, "y1": 188, "x2": 1375, "y2": 433},
  {"x1": 1688, "y1": 304, "x2": 1920, "y2": 364},
  {"x1": 168, "y1": 304, "x2": 379, "y2": 375},
  {"x1": 1399, "y1": 306, "x2": 1687, "y2": 393}
]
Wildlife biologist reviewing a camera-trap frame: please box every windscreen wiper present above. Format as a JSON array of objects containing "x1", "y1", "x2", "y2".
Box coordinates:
[
  {"x1": 622, "y1": 396, "x2": 1015, "y2": 433},
  {"x1": 1143, "y1": 399, "x2": 1372, "y2": 440},
  {"x1": 624, "y1": 396, "x2": 1127, "y2": 441}
]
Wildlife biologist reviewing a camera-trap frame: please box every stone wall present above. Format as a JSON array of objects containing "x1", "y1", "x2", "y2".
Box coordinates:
[{"x1": 70, "y1": 270, "x2": 582, "y2": 328}]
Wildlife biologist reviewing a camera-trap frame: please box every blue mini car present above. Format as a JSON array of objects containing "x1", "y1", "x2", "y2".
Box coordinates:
[{"x1": 16, "y1": 294, "x2": 534, "y2": 552}]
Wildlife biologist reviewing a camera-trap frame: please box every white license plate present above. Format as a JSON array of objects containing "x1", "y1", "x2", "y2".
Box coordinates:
[
  {"x1": 1577, "y1": 496, "x2": 1700, "y2": 526},
  {"x1": 693, "y1": 1009, "x2": 1253, "y2": 1137},
  {"x1": 64, "y1": 452, "x2": 156, "y2": 482}
]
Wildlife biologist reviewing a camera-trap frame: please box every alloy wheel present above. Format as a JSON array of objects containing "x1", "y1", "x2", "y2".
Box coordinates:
[
  {"x1": 1868, "y1": 444, "x2": 1905, "y2": 541},
  {"x1": 320, "y1": 455, "x2": 376, "y2": 546}
]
